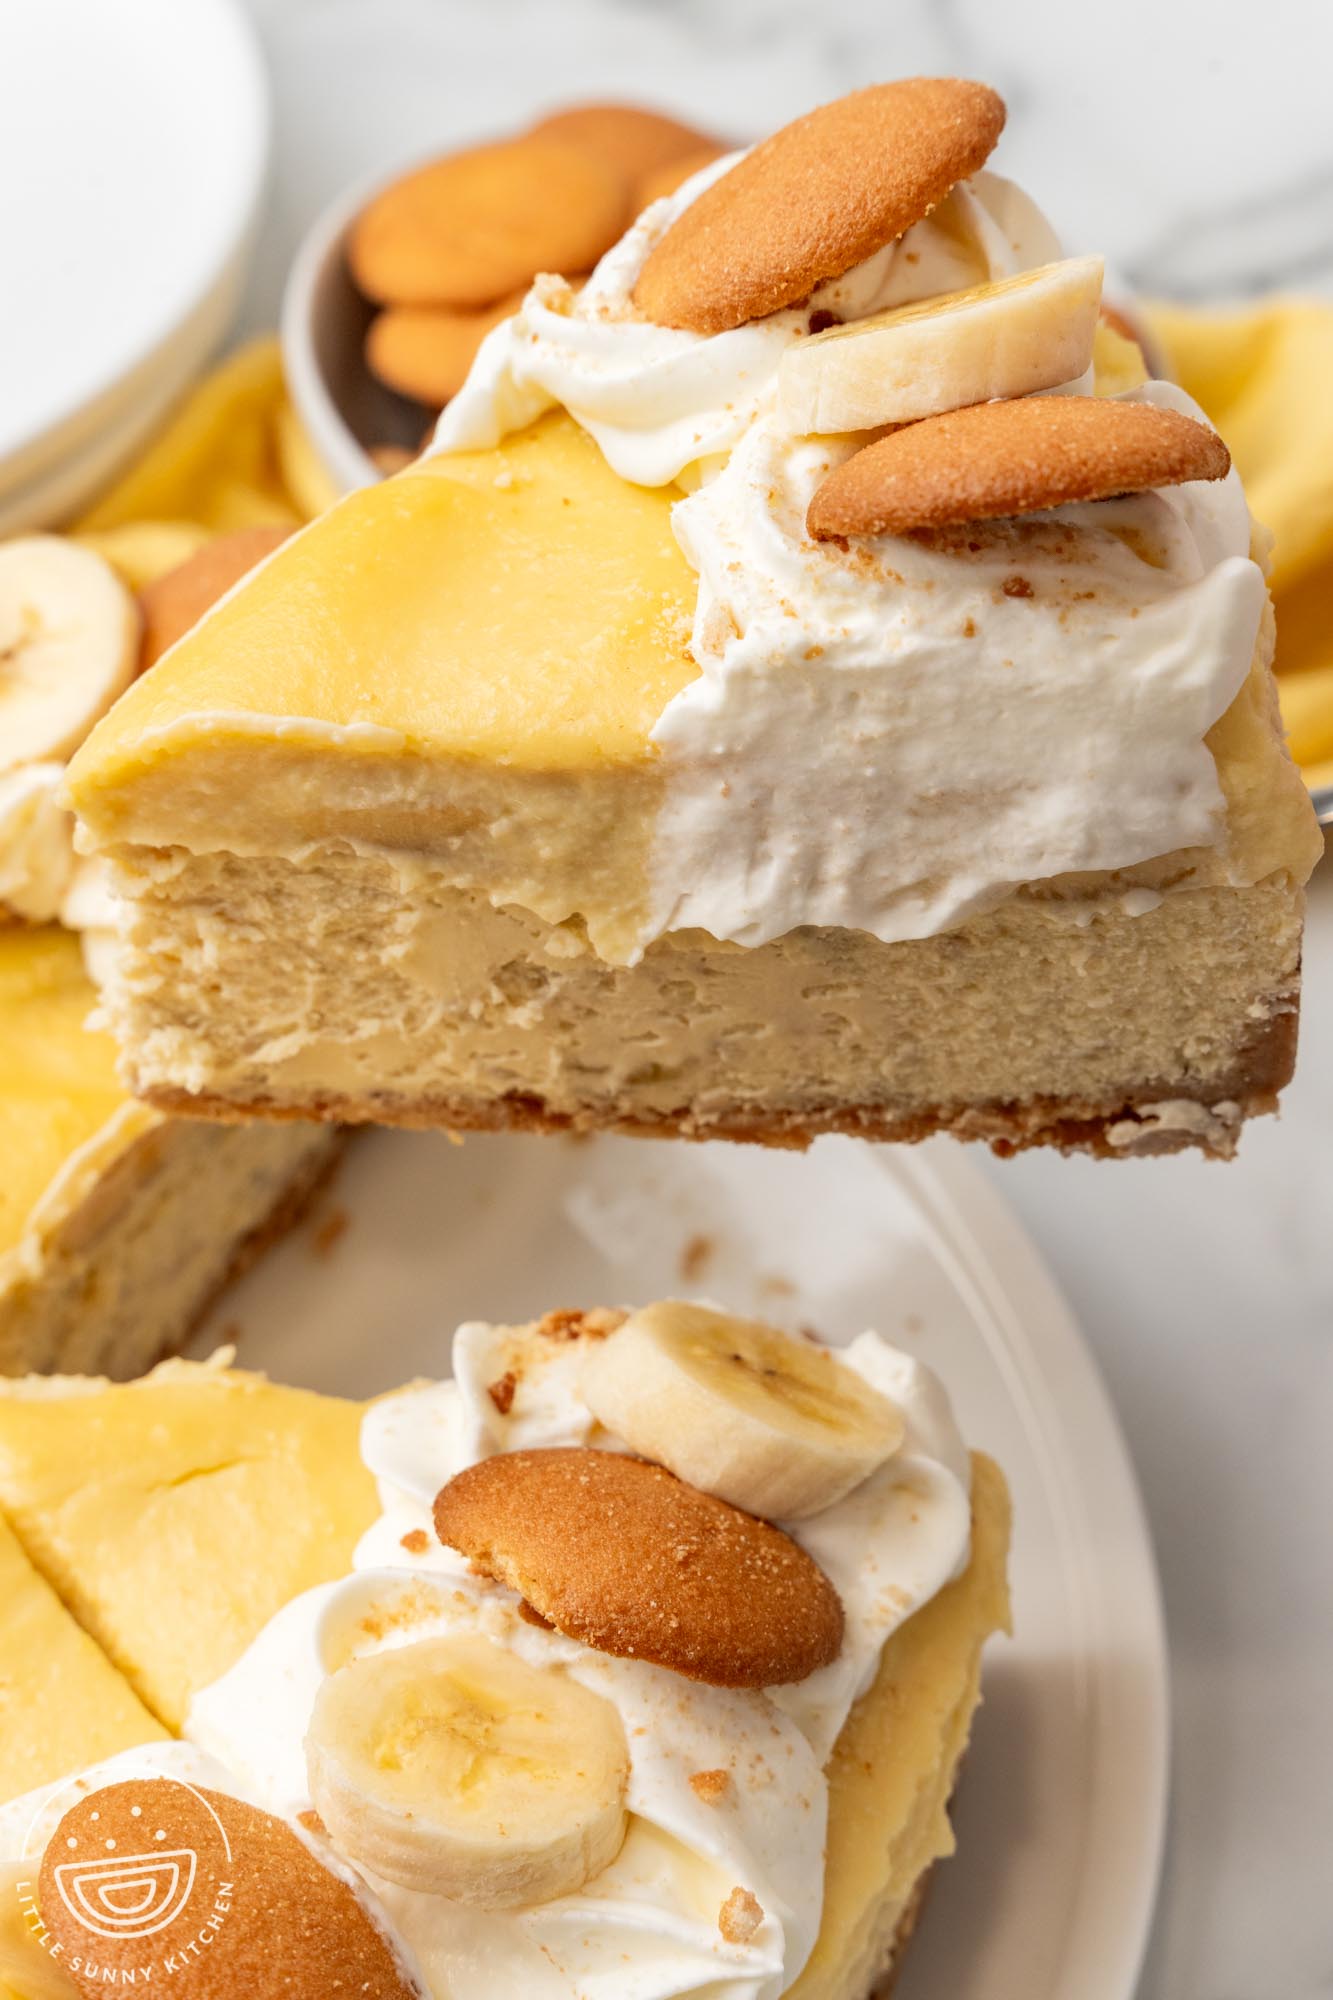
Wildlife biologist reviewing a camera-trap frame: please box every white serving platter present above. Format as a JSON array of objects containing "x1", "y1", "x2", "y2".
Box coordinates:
[{"x1": 197, "y1": 1127, "x2": 1168, "y2": 2000}]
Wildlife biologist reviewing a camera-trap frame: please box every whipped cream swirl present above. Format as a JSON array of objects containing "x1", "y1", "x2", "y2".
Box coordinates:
[
  {"x1": 0, "y1": 764, "x2": 76, "y2": 923},
  {"x1": 431, "y1": 149, "x2": 1265, "y2": 956},
  {"x1": 434, "y1": 159, "x2": 1062, "y2": 487},
  {"x1": 641, "y1": 381, "x2": 1265, "y2": 951},
  {"x1": 0, "y1": 1322, "x2": 972, "y2": 2000}
]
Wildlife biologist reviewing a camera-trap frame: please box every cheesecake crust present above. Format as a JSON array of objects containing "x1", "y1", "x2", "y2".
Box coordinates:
[
  {"x1": 136, "y1": 991, "x2": 1296, "y2": 1162},
  {"x1": 869, "y1": 1868, "x2": 934, "y2": 1998}
]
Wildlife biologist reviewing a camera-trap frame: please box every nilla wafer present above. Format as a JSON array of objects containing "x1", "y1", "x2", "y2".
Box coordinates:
[
  {"x1": 38, "y1": 1778, "x2": 415, "y2": 1998},
  {"x1": 138, "y1": 525, "x2": 290, "y2": 670},
  {"x1": 634, "y1": 78, "x2": 1005, "y2": 334},
  {"x1": 432, "y1": 1446, "x2": 844, "y2": 1688},
  {"x1": 807, "y1": 395, "x2": 1231, "y2": 540},
  {"x1": 529, "y1": 103, "x2": 720, "y2": 192},
  {"x1": 349, "y1": 139, "x2": 628, "y2": 309},
  {"x1": 366, "y1": 291, "x2": 527, "y2": 407}
]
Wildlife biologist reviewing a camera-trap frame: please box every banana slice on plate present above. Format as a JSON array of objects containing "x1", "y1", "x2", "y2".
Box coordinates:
[
  {"x1": 580, "y1": 1301, "x2": 904, "y2": 1520},
  {"x1": 778, "y1": 254, "x2": 1104, "y2": 436},
  {"x1": 0, "y1": 537, "x2": 139, "y2": 773},
  {"x1": 306, "y1": 1634, "x2": 630, "y2": 1908}
]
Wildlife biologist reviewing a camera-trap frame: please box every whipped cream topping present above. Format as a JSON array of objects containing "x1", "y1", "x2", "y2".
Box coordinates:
[
  {"x1": 640, "y1": 380, "x2": 1265, "y2": 950},
  {"x1": 430, "y1": 146, "x2": 1265, "y2": 957},
  {"x1": 0, "y1": 1320, "x2": 972, "y2": 2000},
  {"x1": 0, "y1": 761, "x2": 120, "y2": 984},
  {"x1": 434, "y1": 160, "x2": 1062, "y2": 487},
  {"x1": 0, "y1": 763, "x2": 76, "y2": 922}
]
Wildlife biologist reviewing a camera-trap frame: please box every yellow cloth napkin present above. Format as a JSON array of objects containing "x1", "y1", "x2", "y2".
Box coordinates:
[
  {"x1": 71, "y1": 336, "x2": 339, "y2": 590},
  {"x1": 1149, "y1": 299, "x2": 1333, "y2": 790}
]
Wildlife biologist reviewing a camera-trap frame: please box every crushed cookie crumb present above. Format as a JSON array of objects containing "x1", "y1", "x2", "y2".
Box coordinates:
[
  {"x1": 1002, "y1": 574, "x2": 1034, "y2": 599},
  {"x1": 537, "y1": 1307, "x2": 628, "y2": 1342},
  {"x1": 400, "y1": 1528, "x2": 430, "y2": 1555},
  {"x1": 807, "y1": 308, "x2": 841, "y2": 334},
  {"x1": 487, "y1": 1371, "x2": 518, "y2": 1416},
  {"x1": 719, "y1": 1886, "x2": 764, "y2": 1944},
  {"x1": 690, "y1": 1768, "x2": 732, "y2": 1804},
  {"x1": 961, "y1": 616, "x2": 977, "y2": 638},
  {"x1": 296, "y1": 1809, "x2": 327, "y2": 1837},
  {"x1": 311, "y1": 1207, "x2": 349, "y2": 1257},
  {"x1": 679, "y1": 1234, "x2": 714, "y2": 1282}
]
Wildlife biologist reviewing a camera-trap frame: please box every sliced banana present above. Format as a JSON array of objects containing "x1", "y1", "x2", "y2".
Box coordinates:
[
  {"x1": 0, "y1": 536, "x2": 140, "y2": 775},
  {"x1": 306, "y1": 1634, "x2": 630, "y2": 1908},
  {"x1": 580, "y1": 1301, "x2": 904, "y2": 1521},
  {"x1": 778, "y1": 255, "x2": 1104, "y2": 436}
]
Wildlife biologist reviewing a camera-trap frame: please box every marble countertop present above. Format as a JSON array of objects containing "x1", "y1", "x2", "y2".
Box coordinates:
[{"x1": 237, "y1": 3, "x2": 1333, "y2": 1992}]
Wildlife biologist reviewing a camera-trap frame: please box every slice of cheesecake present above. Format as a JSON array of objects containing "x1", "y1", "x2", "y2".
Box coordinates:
[
  {"x1": 64, "y1": 86, "x2": 1322, "y2": 1159},
  {"x1": 0, "y1": 927, "x2": 340, "y2": 1377},
  {"x1": 0, "y1": 1305, "x2": 1011, "y2": 2000},
  {"x1": 64, "y1": 410, "x2": 1320, "y2": 1160}
]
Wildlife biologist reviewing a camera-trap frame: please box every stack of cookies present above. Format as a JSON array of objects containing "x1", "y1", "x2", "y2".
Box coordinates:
[{"x1": 350, "y1": 102, "x2": 726, "y2": 436}]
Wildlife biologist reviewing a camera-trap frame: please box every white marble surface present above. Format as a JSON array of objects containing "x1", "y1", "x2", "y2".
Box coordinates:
[{"x1": 234, "y1": 3, "x2": 1333, "y2": 1993}]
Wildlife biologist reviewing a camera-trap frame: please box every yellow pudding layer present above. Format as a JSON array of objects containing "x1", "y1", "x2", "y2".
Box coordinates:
[
  {"x1": 0, "y1": 1363, "x2": 378, "y2": 1729},
  {"x1": 0, "y1": 930, "x2": 130, "y2": 1260},
  {"x1": 0, "y1": 1512, "x2": 165, "y2": 1803},
  {"x1": 67, "y1": 412, "x2": 697, "y2": 801}
]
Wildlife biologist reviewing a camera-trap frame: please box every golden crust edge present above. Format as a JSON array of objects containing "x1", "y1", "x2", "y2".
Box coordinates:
[{"x1": 127, "y1": 988, "x2": 1297, "y2": 1164}]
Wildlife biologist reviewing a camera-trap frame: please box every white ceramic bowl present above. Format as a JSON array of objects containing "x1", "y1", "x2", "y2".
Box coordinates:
[
  {"x1": 0, "y1": 0, "x2": 270, "y2": 528},
  {"x1": 282, "y1": 167, "x2": 440, "y2": 496}
]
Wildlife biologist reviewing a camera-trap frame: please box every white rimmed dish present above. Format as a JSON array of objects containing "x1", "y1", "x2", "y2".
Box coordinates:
[
  {"x1": 0, "y1": 0, "x2": 269, "y2": 525},
  {"x1": 281, "y1": 167, "x2": 428, "y2": 495},
  {"x1": 198, "y1": 1128, "x2": 1168, "y2": 2000}
]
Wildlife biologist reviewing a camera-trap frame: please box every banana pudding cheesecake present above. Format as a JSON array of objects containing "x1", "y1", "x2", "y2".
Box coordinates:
[
  {"x1": 0, "y1": 1301, "x2": 1009, "y2": 1999},
  {"x1": 64, "y1": 80, "x2": 1320, "y2": 1157}
]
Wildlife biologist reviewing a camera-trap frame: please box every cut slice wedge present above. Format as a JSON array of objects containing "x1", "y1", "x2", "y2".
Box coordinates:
[{"x1": 778, "y1": 255, "x2": 1104, "y2": 435}]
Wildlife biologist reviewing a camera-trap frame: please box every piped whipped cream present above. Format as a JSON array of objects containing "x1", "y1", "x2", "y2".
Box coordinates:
[
  {"x1": 0, "y1": 1320, "x2": 971, "y2": 2000},
  {"x1": 643, "y1": 381, "x2": 1265, "y2": 950},
  {"x1": 0, "y1": 761, "x2": 120, "y2": 982},
  {"x1": 435, "y1": 160, "x2": 1062, "y2": 487},
  {"x1": 0, "y1": 764, "x2": 75, "y2": 923}
]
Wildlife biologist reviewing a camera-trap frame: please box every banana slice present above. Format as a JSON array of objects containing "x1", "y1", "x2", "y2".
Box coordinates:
[
  {"x1": 580, "y1": 1301, "x2": 904, "y2": 1520},
  {"x1": 306, "y1": 1634, "x2": 630, "y2": 1908},
  {"x1": 0, "y1": 537, "x2": 139, "y2": 775},
  {"x1": 778, "y1": 255, "x2": 1104, "y2": 436}
]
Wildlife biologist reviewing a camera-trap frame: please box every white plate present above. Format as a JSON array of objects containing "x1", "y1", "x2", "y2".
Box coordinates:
[
  {"x1": 0, "y1": 0, "x2": 268, "y2": 497},
  {"x1": 198, "y1": 1129, "x2": 1168, "y2": 2000}
]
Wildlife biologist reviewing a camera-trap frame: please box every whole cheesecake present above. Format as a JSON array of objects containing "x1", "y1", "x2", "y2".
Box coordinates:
[
  {"x1": 64, "y1": 82, "x2": 1322, "y2": 1158},
  {"x1": 0, "y1": 1304, "x2": 1010, "y2": 2000}
]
